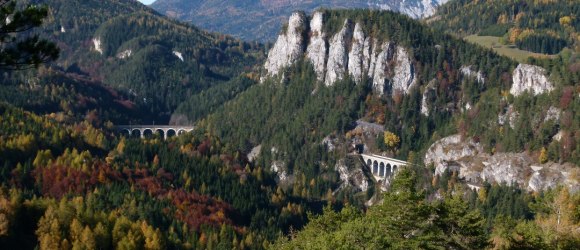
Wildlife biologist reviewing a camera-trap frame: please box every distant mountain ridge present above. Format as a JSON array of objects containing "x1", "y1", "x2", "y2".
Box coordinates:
[
  {"x1": 1, "y1": 0, "x2": 264, "y2": 123},
  {"x1": 150, "y1": 0, "x2": 448, "y2": 42}
]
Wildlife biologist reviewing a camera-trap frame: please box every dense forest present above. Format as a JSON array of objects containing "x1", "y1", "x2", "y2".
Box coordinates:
[
  {"x1": 1, "y1": 0, "x2": 265, "y2": 123},
  {"x1": 0, "y1": 102, "x2": 324, "y2": 249},
  {"x1": 274, "y1": 167, "x2": 580, "y2": 249},
  {"x1": 2, "y1": 101, "x2": 578, "y2": 249},
  {"x1": 195, "y1": 9, "x2": 580, "y2": 201},
  {"x1": 430, "y1": 0, "x2": 579, "y2": 54},
  {"x1": 1, "y1": 0, "x2": 579, "y2": 249}
]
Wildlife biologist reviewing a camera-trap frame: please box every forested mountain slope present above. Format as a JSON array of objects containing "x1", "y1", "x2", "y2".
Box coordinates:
[
  {"x1": 0, "y1": 101, "x2": 323, "y2": 249},
  {"x1": 429, "y1": 0, "x2": 579, "y2": 55},
  {"x1": 150, "y1": 0, "x2": 449, "y2": 42},
  {"x1": 192, "y1": 9, "x2": 579, "y2": 204},
  {"x1": 1, "y1": 1, "x2": 579, "y2": 249},
  {"x1": 1, "y1": 0, "x2": 264, "y2": 123}
]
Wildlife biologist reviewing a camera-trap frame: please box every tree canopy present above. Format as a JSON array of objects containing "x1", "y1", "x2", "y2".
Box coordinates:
[{"x1": 0, "y1": 0, "x2": 59, "y2": 69}]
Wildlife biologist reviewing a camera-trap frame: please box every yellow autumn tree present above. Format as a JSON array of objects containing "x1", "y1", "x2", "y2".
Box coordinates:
[
  {"x1": 539, "y1": 147, "x2": 548, "y2": 164},
  {"x1": 0, "y1": 190, "x2": 16, "y2": 236},
  {"x1": 559, "y1": 16, "x2": 572, "y2": 26},
  {"x1": 383, "y1": 131, "x2": 400, "y2": 149}
]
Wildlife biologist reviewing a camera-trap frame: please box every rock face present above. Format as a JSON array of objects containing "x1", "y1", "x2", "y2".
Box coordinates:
[
  {"x1": 480, "y1": 153, "x2": 532, "y2": 186},
  {"x1": 498, "y1": 104, "x2": 519, "y2": 129},
  {"x1": 262, "y1": 12, "x2": 416, "y2": 96},
  {"x1": 510, "y1": 64, "x2": 554, "y2": 96},
  {"x1": 421, "y1": 79, "x2": 436, "y2": 116},
  {"x1": 173, "y1": 51, "x2": 184, "y2": 61},
  {"x1": 392, "y1": 46, "x2": 416, "y2": 94},
  {"x1": 528, "y1": 163, "x2": 579, "y2": 193},
  {"x1": 372, "y1": 42, "x2": 395, "y2": 94},
  {"x1": 247, "y1": 145, "x2": 262, "y2": 162},
  {"x1": 424, "y1": 134, "x2": 482, "y2": 176},
  {"x1": 460, "y1": 65, "x2": 485, "y2": 84},
  {"x1": 544, "y1": 106, "x2": 561, "y2": 122},
  {"x1": 348, "y1": 23, "x2": 366, "y2": 84},
  {"x1": 335, "y1": 158, "x2": 371, "y2": 193},
  {"x1": 424, "y1": 134, "x2": 579, "y2": 192},
  {"x1": 325, "y1": 20, "x2": 353, "y2": 86},
  {"x1": 271, "y1": 160, "x2": 292, "y2": 186},
  {"x1": 93, "y1": 38, "x2": 103, "y2": 54},
  {"x1": 306, "y1": 12, "x2": 327, "y2": 82},
  {"x1": 117, "y1": 50, "x2": 132, "y2": 59},
  {"x1": 263, "y1": 12, "x2": 306, "y2": 80}
]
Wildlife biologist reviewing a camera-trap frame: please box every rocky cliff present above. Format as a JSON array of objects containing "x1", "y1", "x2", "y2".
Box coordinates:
[
  {"x1": 335, "y1": 157, "x2": 373, "y2": 194},
  {"x1": 306, "y1": 12, "x2": 328, "y2": 82},
  {"x1": 325, "y1": 20, "x2": 353, "y2": 86},
  {"x1": 460, "y1": 65, "x2": 485, "y2": 84},
  {"x1": 262, "y1": 12, "x2": 416, "y2": 96},
  {"x1": 348, "y1": 23, "x2": 366, "y2": 85},
  {"x1": 510, "y1": 64, "x2": 554, "y2": 96},
  {"x1": 424, "y1": 134, "x2": 579, "y2": 192},
  {"x1": 263, "y1": 12, "x2": 307, "y2": 80}
]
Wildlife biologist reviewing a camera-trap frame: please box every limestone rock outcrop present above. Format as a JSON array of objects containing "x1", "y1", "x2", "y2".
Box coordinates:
[
  {"x1": 424, "y1": 134, "x2": 579, "y2": 192},
  {"x1": 306, "y1": 12, "x2": 327, "y2": 82},
  {"x1": 173, "y1": 51, "x2": 184, "y2": 61},
  {"x1": 372, "y1": 42, "x2": 395, "y2": 94},
  {"x1": 263, "y1": 12, "x2": 306, "y2": 80},
  {"x1": 262, "y1": 12, "x2": 416, "y2": 96},
  {"x1": 498, "y1": 105, "x2": 519, "y2": 129},
  {"x1": 335, "y1": 158, "x2": 371, "y2": 193},
  {"x1": 460, "y1": 65, "x2": 485, "y2": 84},
  {"x1": 510, "y1": 64, "x2": 554, "y2": 96},
  {"x1": 325, "y1": 20, "x2": 353, "y2": 86},
  {"x1": 421, "y1": 79, "x2": 436, "y2": 116},
  {"x1": 424, "y1": 134, "x2": 482, "y2": 176},
  {"x1": 528, "y1": 163, "x2": 579, "y2": 193},
  {"x1": 366, "y1": 38, "x2": 379, "y2": 79},
  {"x1": 247, "y1": 145, "x2": 262, "y2": 162},
  {"x1": 117, "y1": 49, "x2": 132, "y2": 59},
  {"x1": 392, "y1": 46, "x2": 416, "y2": 94},
  {"x1": 93, "y1": 38, "x2": 103, "y2": 54},
  {"x1": 544, "y1": 106, "x2": 561, "y2": 122},
  {"x1": 271, "y1": 160, "x2": 292, "y2": 186},
  {"x1": 348, "y1": 23, "x2": 366, "y2": 84}
]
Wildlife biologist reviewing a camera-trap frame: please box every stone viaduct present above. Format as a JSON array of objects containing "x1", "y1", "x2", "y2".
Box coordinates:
[
  {"x1": 114, "y1": 125, "x2": 194, "y2": 140},
  {"x1": 360, "y1": 154, "x2": 408, "y2": 181}
]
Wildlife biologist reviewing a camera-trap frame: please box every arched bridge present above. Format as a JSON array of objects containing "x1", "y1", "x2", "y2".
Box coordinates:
[
  {"x1": 114, "y1": 125, "x2": 194, "y2": 140},
  {"x1": 360, "y1": 154, "x2": 408, "y2": 181}
]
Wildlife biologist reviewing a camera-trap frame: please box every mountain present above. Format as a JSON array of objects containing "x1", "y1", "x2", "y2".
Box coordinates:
[
  {"x1": 1, "y1": 0, "x2": 264, "y2": 123},
  {"x1": 150, "y1": 0, "x2": 449, "y2": 42},
  {"x1": 1, "y1": 1, "x2": 579, "y2": 248},
  {"x1": 191, "y1": 9, "x2": 579, "y2": 200},
  {"x1": 194, "y1": 7, "x2": 579, "y2": 248}
]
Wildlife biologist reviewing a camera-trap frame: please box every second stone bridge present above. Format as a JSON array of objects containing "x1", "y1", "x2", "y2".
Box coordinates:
[
  {"x1": 114, "y1": 125, "x2": 195, "y2": 140},
  {"x1": 360, "y1": 154, "x2": 409, "y2": 181}
]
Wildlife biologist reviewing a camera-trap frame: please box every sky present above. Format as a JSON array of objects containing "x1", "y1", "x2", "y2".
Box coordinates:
[{"x1": 138, "y1": 0, "x2": 156, "y2": 5}]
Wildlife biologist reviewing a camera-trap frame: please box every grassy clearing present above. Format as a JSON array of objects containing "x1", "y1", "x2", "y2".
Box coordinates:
[{"x1": 465, "y1": 35, "x2": 556, "y2": 63}]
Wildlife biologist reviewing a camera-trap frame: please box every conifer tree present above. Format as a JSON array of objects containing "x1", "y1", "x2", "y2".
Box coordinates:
[{"x1": 0, "y1": 0, "x2": 59, "y2": 70}]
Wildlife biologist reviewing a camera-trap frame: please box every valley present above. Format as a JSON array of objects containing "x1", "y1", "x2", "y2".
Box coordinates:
[{"x1": 0, "y1": 0, "x2": 579, "y2": 249}]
